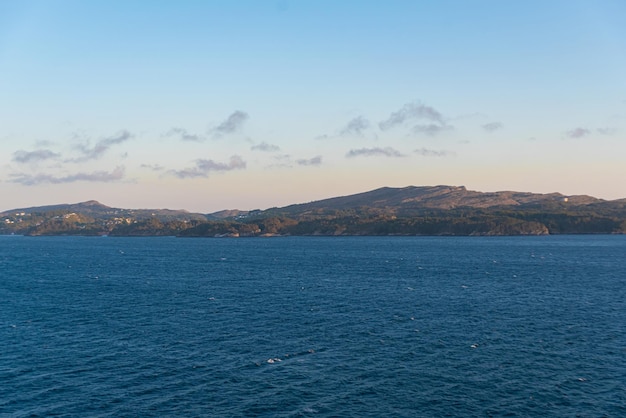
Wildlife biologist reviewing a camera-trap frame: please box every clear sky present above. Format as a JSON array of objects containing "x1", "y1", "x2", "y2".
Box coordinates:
[{"x1": 1, "y1": 0, "x2": 625, "y2": 212}]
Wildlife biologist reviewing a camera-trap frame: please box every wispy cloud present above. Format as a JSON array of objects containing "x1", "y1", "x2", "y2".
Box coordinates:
[
  {"x1": 450, "y1": 112, "x2": 486, "y2": 121},
  {"x1": 340, "y1": 116, "x2": 370, "y2": 137},
  {"x1": 170, "y1": 155, "x2": 246, "y2": 179},
  {"x1": 34, "y1": 139, "x2": 55, "y2": 147},
  {"x1": 565, "y1": 127, "x2": 616, "y2": 138},
  {"x1": 296, "y1": 156, "x2": 322, "y2": 166},
  {"x1": 379, "y1": 102, "x2": 452, "y2": 136},
  {"x1": 412, "y1": 124, "x2": 452, "y2": 136},
  {"x1": 379, "y1": 102, "x2": 445, "y2": 130},
  {"x1": 140, "y1": 163, "x2": 165, "y2": 171},
  {"x1": 73, "y1": 130, "x2": 133, "y2": 161},
  {"x1": 251, "y1": 142, "x2": 280, "y2": 152},
  {"x1": 565, "y1": 127, "x2": 591, "y2": 138},
  {"x1": 482, "y1": 122, "x2": 503, "y2": 132},
  {"x1": 12, "y1": 149, "x2": 60, "y2": 163},
  {"x1": 317, "y1": 116, "x2": 373, "y2": 140},
  {"x1": 596, "y1": 127, "x2": 616, "y2": 135},
  {"x1": 211, "y1": 110, "x2": 249, "y2": 138},
  {"x1": 414, "y1": 147, "x2": 456, "y2": 157},
  {"x1": 165, "y1": 127, "x2": 205, "y2": 142},
  {"x1": 10, "y1": 166, "x2": 125, "y2": 185},
  {"x1": 265, "y1": 154, "x2": 293, "y2": 168},
  {"x1": 346, "y1": 147, "x2": 406, "y2": 158}
]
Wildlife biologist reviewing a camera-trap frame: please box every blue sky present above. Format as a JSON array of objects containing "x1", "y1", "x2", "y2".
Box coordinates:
[{"x1": 1, "y1": 0, "x2": 625, "y2": 212}]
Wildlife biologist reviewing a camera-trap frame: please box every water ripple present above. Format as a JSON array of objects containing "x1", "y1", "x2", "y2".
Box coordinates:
[{"x1": 1, "y1": 235, "x2": 625, "y2": 416}]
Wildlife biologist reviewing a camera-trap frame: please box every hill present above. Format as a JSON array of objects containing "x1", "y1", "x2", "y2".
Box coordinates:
[
  {"x1": 254, "y1": 185, "x2": 601, "y2": 216},
  {"x1": 2, "y1": 186, "x2": 626, "y2": 236},
  {"x1": 0, "y1": 200, "x2": 208, "y2": 236}
]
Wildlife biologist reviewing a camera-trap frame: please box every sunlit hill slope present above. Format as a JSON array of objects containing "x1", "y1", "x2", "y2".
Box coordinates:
[{"x1": 2, "y1": 186, "x2": 626, "y2": 236}]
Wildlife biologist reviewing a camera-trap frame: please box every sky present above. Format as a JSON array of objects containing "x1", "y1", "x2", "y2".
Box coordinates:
[{"x1": 1, "y1": 0, "x2": 625, "y2": 212}]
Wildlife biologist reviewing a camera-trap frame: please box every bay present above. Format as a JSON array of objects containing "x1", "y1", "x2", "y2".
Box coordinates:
[{"x1": 1, "y1": 235, "x2": 625, "y2": 416}]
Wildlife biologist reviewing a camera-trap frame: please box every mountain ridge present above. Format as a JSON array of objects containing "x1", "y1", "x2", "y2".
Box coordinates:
[
  {"x1": 269, "y1": 185, "x2": 603, "y2": 214},
  {"x1": 1, "y1": 185, "x2": 614, "y2": 217},
  {"x1": 2, "y1": 185, "x2": 625, "y2": 236}
]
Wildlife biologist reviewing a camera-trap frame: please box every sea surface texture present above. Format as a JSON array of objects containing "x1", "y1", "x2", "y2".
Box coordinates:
[{"x1": 1, "y1": 235, "x2": 625, "y2": 417}]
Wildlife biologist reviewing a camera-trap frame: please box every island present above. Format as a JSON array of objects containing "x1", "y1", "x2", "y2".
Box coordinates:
[{"x1": 2, "y1": 186, "x2": 626, "y2": 236}]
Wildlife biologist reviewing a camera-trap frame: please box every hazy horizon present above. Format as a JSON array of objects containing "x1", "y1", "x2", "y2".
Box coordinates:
[{"x1": 2, "y1": 1, "x2": 625, "y2": 212}]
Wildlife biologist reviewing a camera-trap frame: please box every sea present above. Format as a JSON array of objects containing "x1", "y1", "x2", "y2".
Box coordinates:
[{"x1": 1, "y1": 235, "x2": 625, "y2": 417}]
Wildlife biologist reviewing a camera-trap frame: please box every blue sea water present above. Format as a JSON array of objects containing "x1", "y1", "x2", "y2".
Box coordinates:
[{"x1": 1, "y1": 235, "x2": 625, "y2": 417}]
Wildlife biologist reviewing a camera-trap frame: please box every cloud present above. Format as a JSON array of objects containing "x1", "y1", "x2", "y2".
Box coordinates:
[
  {"x1": 211, "y1": 110, "x2": 249, "y2": 137},
  {"x1": 296, "y1": 156, "x2": 323, "y2": 166},
  {"x1": 379, "y1": 102, "x2": 445, "y2": 131},
  {"x1": 346, "y1": 147, "x2": 406, "y2": 158},
  {"x1": 265, "y1": 154, "x2": 322, "y2": 168},
  {"x1": 10, "y1": 166, "x2": 125, "y2": 185},
  {"x1": 596, "y1": 127, "x2": 616, "y2": 135},
  {"x1": 482, "y1": 122, "x2": 503, "y2": 132},
  {"x1": 412, "y1": 124, "x2": 452, "y2": 136},
  {"x1": 140, "y1": 163, "x2": 165, "y2": 171},
  {"x1": 414, "y1": 148, "x2": 456, "y2": 157},
  {"x1": 34, "y1": 140, "x2": 55, "y2": 147},
  {"x1": 316, "y1": 116, "x2": 374, "y2": 140},
  {"x1": 340, "y1": 116, "x2": 370, "y2": 137},
  {"x1": 73, "y1": 130, "x2": 133, "y2": 161},
  {"x1": 450, "y1": 112, "x2": 486, "y2": 121},
  {"x1": 12, "y1": 149, "x2": 60, "y2": 163},
  {"x1": 251, "y1": 142, "x2": 280, "y2": 152},
  {"x1": 565, "y1": 128, "x2": 591, "y2": 138},
  {"x1": 165, "y1": 127, "x2": 205, "y2": 142},
  {"x1": 265, "y1": 154, "x2": 293, "y2": 168},
  {"x1": 170, "y1": 155, "x2": 246, "y2": 179},
  {"x1": 564, "y1": 127, "x2": 616, "y2": 138}
]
